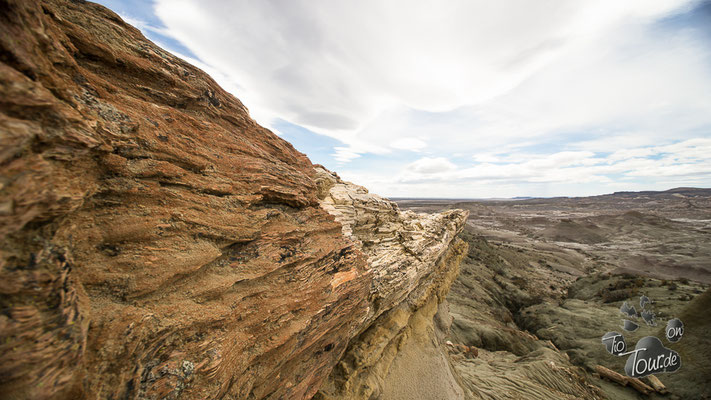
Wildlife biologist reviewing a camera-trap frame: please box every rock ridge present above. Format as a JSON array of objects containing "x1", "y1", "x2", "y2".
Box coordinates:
[
  {"x1": 313, "y1": 167, "x2": 469, "y2": 399},
  {"x1": 314, "y1": 167, "x2": 468, "y2": 325},
  {"x1": 0, "y1": 1, "x2": 468, "y2": 399}
]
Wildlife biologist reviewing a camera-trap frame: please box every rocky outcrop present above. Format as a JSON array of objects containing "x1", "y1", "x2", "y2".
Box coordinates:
[
  {"x1": 313, "y1": 169, "x2": 468, "y2": 399},
  {"x1": 314, "y1": 168, "x2": 468, "y2": 325},
  {"x1": 315, "y1": 241, "x2": 468, "y2": 400},
  {"x1": 0, "y1": 1, "x2": 467, "y2": 399}
]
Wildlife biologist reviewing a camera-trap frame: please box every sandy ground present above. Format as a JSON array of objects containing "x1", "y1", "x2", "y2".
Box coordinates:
[{"x1": 381, "y1": 333, "x2": 464, "y2": 400}]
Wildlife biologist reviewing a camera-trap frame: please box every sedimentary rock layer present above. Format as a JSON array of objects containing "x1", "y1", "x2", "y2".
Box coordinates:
[
  {"x1": 313, "y1": 168, "x2": 469, "y2": 399},
  {"x1": 0, "y1": 1, "x2": 468, "y2": 399}
]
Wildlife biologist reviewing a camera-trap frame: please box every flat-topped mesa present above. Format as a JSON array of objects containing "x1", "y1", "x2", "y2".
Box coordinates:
[{"x1": 0, "y1": 1, "x2": 468, "y2": 399}]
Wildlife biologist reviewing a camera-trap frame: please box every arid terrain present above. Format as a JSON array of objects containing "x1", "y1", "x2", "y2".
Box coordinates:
[
  {"x1": 2, "y1": 1, "x2": 710, "y2": 399},
  {"x1": 398, "y1": 188, "x2": 711, "y2": 284},
  {"x1": 398, "y1": 188, "x2": 711, "y2": 399}
]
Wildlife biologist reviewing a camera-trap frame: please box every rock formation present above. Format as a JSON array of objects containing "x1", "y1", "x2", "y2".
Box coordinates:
[
  {"x1": 313, "y1": 169, "x2": 468, "y2": 399},
  {"x1": 0, "y1": 1, "x2": 467, "y2": 399}
]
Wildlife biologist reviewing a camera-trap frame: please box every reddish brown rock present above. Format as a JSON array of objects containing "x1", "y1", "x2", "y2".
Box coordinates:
[
  {"x1": 0, "y1": 1, "x2": 468, "y2": 399},
  {"x1": 0, "y1": 1, "x2": 370, "y2": 398}
]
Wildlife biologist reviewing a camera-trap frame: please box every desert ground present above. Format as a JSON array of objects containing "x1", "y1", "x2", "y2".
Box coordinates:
[{"x1": 397, "y1": 188, "x2": 711, "y2": 399}]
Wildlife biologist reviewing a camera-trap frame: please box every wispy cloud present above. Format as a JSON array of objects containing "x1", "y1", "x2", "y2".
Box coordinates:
[{"x1": 342, "y1": 138, "x2": 711, "y2": 197}]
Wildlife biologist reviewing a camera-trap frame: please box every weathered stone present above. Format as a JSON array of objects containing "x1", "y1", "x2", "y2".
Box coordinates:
[
  {"x1": 314, "y1": 168, "x2": 468, "y2": 399},
  {"x1": 0, "y1": 1, "x2": 468, "y2": 399}
]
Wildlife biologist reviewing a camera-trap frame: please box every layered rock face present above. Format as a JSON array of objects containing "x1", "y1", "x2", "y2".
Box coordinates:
[
  {"x1": 0, "y1": 1, "x2": 467, "y2": 399},
  {"x1": 313, "y1": 168, "x2": 468, "y2": 399}
]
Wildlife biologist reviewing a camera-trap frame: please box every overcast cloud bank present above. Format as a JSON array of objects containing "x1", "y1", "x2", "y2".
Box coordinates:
[{"x1": 100, "y1": 0, "x2": 711, "y2": 197}]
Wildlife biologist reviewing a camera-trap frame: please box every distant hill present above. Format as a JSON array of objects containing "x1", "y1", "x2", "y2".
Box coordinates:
[
  {"x1": 606, "y1": 187, "x2": 711, "y2": 198},
  {"x1": 395, "y1": 188, "x2": 710, "y2": 203}
]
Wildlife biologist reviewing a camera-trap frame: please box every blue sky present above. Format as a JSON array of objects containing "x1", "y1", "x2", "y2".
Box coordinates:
[{"x1": 95, "y1": 0, "x2": 711, "y2": 198}]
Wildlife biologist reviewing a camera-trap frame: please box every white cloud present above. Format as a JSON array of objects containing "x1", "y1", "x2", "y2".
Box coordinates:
[
  {"x1": 152, "y1": 0, "x2": 711, "y2": 196},
  {"x1": 384, "y1": 138, "x2": 711, "y2": 196},
  {"x1": 407, "y1": 157, "x2": 457, "y2": 174},
  {"x1": 390, "y1": 137, "x2": 427, "y2": 152},
  {"x1": 332, "y1": 147, "x2": 361, "y2": 163}
]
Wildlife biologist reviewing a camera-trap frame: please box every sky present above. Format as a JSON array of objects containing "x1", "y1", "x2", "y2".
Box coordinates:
[{"x1": 95, "y1": 0, "x2": 711, "y2": 198}]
